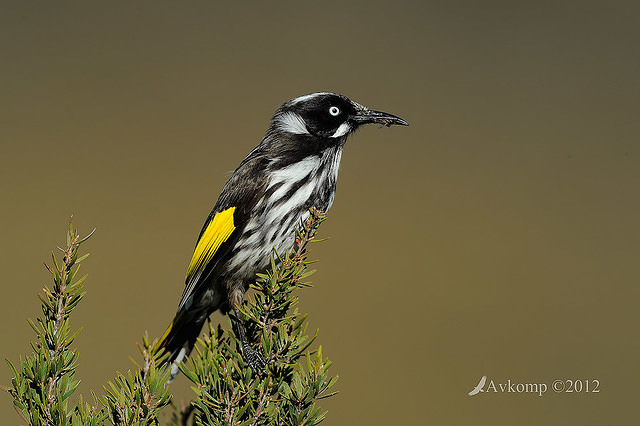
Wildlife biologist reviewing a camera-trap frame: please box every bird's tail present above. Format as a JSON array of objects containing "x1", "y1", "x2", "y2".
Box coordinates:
[{"x1": 155, "y1": 308, "x2": 205, "y2": 381}]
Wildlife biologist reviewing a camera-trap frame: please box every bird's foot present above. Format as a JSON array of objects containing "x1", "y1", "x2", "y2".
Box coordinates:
[{"x1": 241, "y1": 342, "x2": 267, "y2": 376}]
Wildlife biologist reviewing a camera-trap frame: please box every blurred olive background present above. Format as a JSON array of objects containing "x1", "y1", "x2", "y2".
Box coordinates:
[{"x1": 2, "y1": 1, "x2": 639, "y2": 424}]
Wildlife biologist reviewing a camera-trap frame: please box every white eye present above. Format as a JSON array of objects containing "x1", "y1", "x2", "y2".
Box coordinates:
[{"x1": 329, "y1": 106, "x2": 340, "y2": 116}]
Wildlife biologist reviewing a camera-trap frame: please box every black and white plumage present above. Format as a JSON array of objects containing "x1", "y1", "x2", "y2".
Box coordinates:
[{"x1": 157, "y1": 92, "x2": 407, "y2": 378}]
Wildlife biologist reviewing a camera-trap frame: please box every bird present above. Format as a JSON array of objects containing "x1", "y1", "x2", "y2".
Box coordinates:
[
  {"x1": 468, "y1": 375, "x2": 487, "y2": 396},
  {"x1": 156, "y1": 92, "x2": 408, "y2": 379}
]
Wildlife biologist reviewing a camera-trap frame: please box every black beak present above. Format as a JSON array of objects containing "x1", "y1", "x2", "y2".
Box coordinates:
[{"x1": 353, "y1": 108, "x2": 409, "y2": 127}]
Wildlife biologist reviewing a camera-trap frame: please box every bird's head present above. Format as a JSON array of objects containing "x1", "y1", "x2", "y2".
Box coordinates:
[
  {"x1": 272, "y1": 92, "x2": 408, "y2": 140},
  {"x1": 248, "y1": 92, "x2": 407, "y2": 166}
]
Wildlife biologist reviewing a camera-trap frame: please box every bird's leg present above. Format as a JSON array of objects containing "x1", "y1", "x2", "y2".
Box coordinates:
[{"x1": 232, "y1": 308, "x2": 267, "y2": 375}]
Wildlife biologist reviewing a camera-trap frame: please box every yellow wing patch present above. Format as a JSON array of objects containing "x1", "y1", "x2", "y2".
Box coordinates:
[{"x1": 186, "y1": 207, "x2": 236, "y2": 283}]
